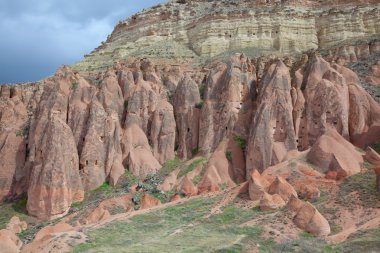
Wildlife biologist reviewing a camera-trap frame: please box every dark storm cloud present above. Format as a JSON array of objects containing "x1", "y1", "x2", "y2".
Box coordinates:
[{"x1": 0, "y1": 0, "x2": 166, "y2": 84}]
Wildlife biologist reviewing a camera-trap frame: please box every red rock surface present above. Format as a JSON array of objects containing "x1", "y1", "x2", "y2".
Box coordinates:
[
  {"x1": 140, "y1": 194, "x2": 161, "y2": 210},
  {"x1": 307, "y1": 128, "x2": 363, "y2": 179}
]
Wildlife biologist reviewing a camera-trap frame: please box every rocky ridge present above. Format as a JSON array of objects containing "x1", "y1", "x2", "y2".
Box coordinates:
[{"x1": 73, "y1": 0, "x2": 380, "y2": 72}]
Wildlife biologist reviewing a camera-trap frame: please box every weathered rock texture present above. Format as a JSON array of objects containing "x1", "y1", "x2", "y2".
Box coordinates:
[
  {"x1": 72, "y1": 0, "x2": 380, "y2": 72},
  {"x1": 1, "y1": 1, "x2": 380, "y2": 221},
  {"x1": 26, "y1": 115, "x2": 84, "y2": 220},
  {"x1": 307, "y1": 128, "x2": 363, "y2": 179}
]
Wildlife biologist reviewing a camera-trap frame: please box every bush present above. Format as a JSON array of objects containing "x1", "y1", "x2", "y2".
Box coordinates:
[
  {"x1": 225, "y1": 151, "x2": 232, "y2": 161},
  {"x1": 178, "y1": 157, "x2": 208, "y2": 178},
  {"x1": 192, "y1": 147, "x2": 199, "y2": 157},
  {"x1": 234, "y1": 136, "x2": 247, "y2": 151},
  {"x1": 70, "y1": 82, "x2": 78, "y2": 90}
]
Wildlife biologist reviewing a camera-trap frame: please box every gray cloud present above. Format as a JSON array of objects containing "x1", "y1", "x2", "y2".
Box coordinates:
[{"x1": 0, "y1": 0, "x2": 166, "y2": 84}]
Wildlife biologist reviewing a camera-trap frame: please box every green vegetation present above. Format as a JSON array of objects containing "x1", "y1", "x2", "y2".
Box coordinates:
[
  {"x1": 192, "y1": 147, "x2": 199, "y2": 157},
  {"x1": 198, "y1": 83, "x2": 206, "y2": 100},
  {"x1": 337, "y1": 171, "x2": 380, "y2": 208},
  {"x1": 192, "y1": 175, "x2": 203, "y2": 185},
  {"x1": 178, "y1": 157, "x2": 208, "y2": 178},
  {"x1": 372, "y1": 141, "x2": 380, "y2": 155},
  {"x1": 72, "y1": 198, "x2": 269, "y2": 253},
  {"x1": 219, "y1": 183, "x2": 228, "y2": 191},
  {"x1": 330, "y1": 223, "x2": 343, "y2": 235},
  {"x1": 124, "y1": 168, "x2": 137, "y2": 186},
  {"x1": 158, "y1": 156, "x2": 183, "y2": 179},
  {"x1": 74, "y1": 196, "x2": 368, "y2": 253},
  {"x1": 0, "y1": 197, "x2": 29, "y2": 230},
  {"x1": 337, "y1": 228, "x2": 380, "y2": 253},
  {"x1": 15, "y1": 122, "x2": 30, "y2": 138},
  {"x1": 225, "y1": 151, "x2": 232, "y2": 161},
  {"x1": 123, "y1": 100, "x2": 128, "y2": 110},
  {"x1": 234, "y1": 136, "x2": 247, "y2": 151},
  {"x1": 70, "y1": 82, "x2": 78, "y2": 90},
  {"x1": 299, "y1": 231, "x2": 314, "y2": 239},
  {"x1": 70, "y1": 182, "x2": 114, "y2": 211}
]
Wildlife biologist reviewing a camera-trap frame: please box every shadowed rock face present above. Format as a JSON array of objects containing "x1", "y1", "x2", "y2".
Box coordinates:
[
  {"x1": 0, "y1": 91, "x2": 28, "y2": 201},
  {"x1": 173, "y1": 76, "x2": 201, "y2": 159},
  {"x1": 199, "y1": 54, "x2": 255, "y2": 155},
  {"x1": 246, "y1": 60, "x2": 296, "y2": 175}
]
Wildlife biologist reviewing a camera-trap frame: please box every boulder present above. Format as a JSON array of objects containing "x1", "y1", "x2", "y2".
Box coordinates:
[
  {"x1": 177, "y1": 175, "x2": 198, "y2": 196},
  {"x1": 140, "y1": 194, "x2": 161, "y2": 210},
  {"x1": 248, "y1": 170, "x2": 269, "y2": 201},
  {"x1": 82, "y1": 206, "x2": 111, "y2": 225},
  {"x1": 260, "y1": 192, "x2": 286, "y2": 211},
  {"x1": 159, "y1": 169, "x2": 180, "y2": 192},
  {"x1": 365, "y1": 147, "x2": 380, "y2": 166},
  {"x1": 6, "y1": 216, "x2": 27, "y2": 234},
  {"x1": 171, "y1": 194, "x2": 182, "y2": 202},
  {"x1": 0, "y1": 229, "x2": 22, "y2": 253},
  {"x1": 307, "y1": 128, "x2": 363, "y2": 179},
  {"x1": 21, "y1": 223, "x2": 86, "y2": 253},
  {"x1": 298, "y1": 185, "x2": 320, "y2": 202},
  {"x1": 293, "y1": 202, "x2": 331, "y2": 237},
  {"x1": 287, "y1": 195, "x2": 304, "y2": 213},
  {"x1": 34, "y1": 223, "x2": 74, "y2": 241},
  {"x1": 267, "y1": 176, "x2": 298, "y2": 202}
]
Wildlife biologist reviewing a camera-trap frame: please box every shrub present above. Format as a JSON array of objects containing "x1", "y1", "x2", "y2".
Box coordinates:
[
  {"x1": 192, "y1": 147, "x2": 199, "y2": 157},
  {"x1": 225, "y1": 151, "x2": 232, "y2": 161},
  {"x1": 70, "y1": 82, "x2": 78, "y2": 90},
  {"x1": 234, "y1": 136, "x2": 247, "y2": 151}
]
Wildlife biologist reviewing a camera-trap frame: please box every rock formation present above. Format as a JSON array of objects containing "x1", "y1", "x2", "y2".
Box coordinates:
[
  {"x1": 246, "y1": 60, "x2": 296, "y2": 175},
  {"x1": 0, "y1": 0, "x2": 379, "y2": 224},
  {"x1": 72, "y1": 0, "x2": 380, "y2": 72},
  {"x1": 140, "y1": 193, "x2": 161, "y2": 209},
  {"x1": 307, "y1": 128, "x2": 363, "y2": 179},
  {"x1": 26, "y1": 115, "x2": 84, "y2": 220},
  {"x1": 291, "y1": 199, "x2": 331, "y2": 237},
  {"x1": 173, "y1": 76, "x2": 201, "y2": 159},
  {"x1": 121, "y1": 124, "x2": 161, "y2": 178}
]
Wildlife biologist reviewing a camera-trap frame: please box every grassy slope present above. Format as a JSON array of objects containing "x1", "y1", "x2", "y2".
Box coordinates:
[
  {"x1": 71, "y1": 167, "x2": 380, "y2": 253},
  {"x1": 72, "y1": 197, "x2": 271, "y2": 253}
]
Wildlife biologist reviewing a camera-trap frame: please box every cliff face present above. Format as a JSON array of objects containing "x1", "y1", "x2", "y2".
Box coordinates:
[
  {"x1": 0, "y1": 0, "x2": 380, "y2": 222},
  {"x1": 73, "y1": 0, "x2": 380, "y2": 72}
]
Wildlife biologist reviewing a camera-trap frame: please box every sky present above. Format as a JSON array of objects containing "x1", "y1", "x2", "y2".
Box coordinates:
[{"x1": 0, "y1": 0, "x2": 166, "y2": 84}]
